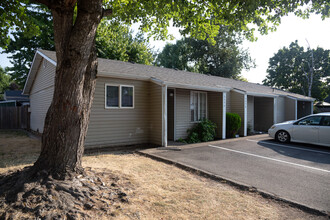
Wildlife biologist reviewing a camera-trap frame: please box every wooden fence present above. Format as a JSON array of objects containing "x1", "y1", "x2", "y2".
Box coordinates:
[{"x1": 0, "y1": 106, "x2": 30, "y2": 129}]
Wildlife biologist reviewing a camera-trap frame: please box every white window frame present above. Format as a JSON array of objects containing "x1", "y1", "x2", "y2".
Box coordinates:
[
  {"x1": 190, "y1": 91, "x2": 208, "y2": 122},
  {"x1": 105, "y1": 84, "x2": 134, "y2": 109}
]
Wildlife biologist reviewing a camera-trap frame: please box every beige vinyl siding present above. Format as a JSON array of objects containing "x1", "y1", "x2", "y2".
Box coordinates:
[
  {"x1": 85, "y1": 77, "x2": 153, "y2": 147},
  {"x1": 226, "y1": 91, "x2": 231, "y2": 112},
  {"x1": 247, "y1": 95, "x2": 254, "y2": 132},
  {"x1": 29, "y1": 59, "x2": 55, "y2": 132},
  {"x1": 149, "y1": 82, "x2": 162, "y2": 145},
  {"x1": 30, "y1": 86, "x2": 54, "y2": 132},
  {"x1": 208, "y1": 92, "x2": 223, "y2": 138},
  {"x1": 254, "y1": 97, "x2": 274, "y2": 131},
  {"x1": 175, "y1": 89, "x2": 194, "y2": 139},
  {"x1": 30, "y1": 59, "x2": 56, "y2": 93},
  {"x1": 230, "y1": 91, "x2": 245, "y2": 136},
  {"x1": 285, "y1": 97, "x2": 296, "y2": 121},
  {"x1": 276, "y1": 96, "x2": 286, "y2": 123}
]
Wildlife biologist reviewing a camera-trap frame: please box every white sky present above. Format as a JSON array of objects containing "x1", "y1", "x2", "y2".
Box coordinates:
[{"x1": 1, "y1": 13, "x2": 329, "y2": 83}]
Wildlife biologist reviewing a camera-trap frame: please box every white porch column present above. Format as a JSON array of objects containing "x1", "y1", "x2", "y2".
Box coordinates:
[
  {"x1": 310, "y1": 101, "x2": 314, "y2": 115},
  {"x1": 244, "y1": 94, "x2": 247, "y2": 137},
  {"x1": 162, "y1": 84, "x2": 168, "y2": 147},
  {"x1": 273, "y1": 97, "x2": 278, "y2": 124},
  {"x1": 222, "y1": 92, "x2": 227, "y2": 139}
]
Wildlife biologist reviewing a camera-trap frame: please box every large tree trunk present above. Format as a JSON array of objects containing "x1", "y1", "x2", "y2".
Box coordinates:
[{"x1": 33, "y1": 0, "x2": 103, "y2": 179}]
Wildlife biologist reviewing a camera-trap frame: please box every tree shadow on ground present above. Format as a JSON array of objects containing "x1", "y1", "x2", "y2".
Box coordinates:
[{"x1": 257, "y1": 140, "x2": 330, "y2": 165}]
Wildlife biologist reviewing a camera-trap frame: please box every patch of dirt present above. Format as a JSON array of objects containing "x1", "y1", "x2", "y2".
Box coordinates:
[{"x1": 0, "y1": 166, "x2": 132, "y2": 219}]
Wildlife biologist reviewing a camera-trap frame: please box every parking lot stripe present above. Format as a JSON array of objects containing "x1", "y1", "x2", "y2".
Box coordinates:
[
  {"x1": 246, "y1": 139, "x2": 330, "y2": 155},
  {"x1": 208, "y1": 145, "x2": 330, "y2": 173}
]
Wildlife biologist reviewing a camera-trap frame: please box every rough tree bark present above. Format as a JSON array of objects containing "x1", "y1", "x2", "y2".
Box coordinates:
[{"x1": 33, "y1": 0, "x2": 104, "y2": 179}]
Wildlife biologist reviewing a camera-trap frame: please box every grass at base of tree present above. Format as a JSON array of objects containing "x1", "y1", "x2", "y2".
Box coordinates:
[{"x1": 0, "y1": 131, "x2": 326, "y2": 219}]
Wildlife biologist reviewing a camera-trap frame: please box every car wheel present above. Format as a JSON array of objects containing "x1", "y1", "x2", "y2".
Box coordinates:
[{"x1": 276, "y1": 130, "x2": 290, "y2": 143}]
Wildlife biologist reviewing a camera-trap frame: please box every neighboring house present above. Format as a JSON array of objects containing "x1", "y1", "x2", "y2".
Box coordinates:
[
  {"x1": 23, "y1": 49, "x2": 314, "y2": 148},
  {"x1": 0, "y1": 90, "x2": 29, "y2": 107},
  {"x1": 315, "y1": 101, "x2": 330, "y2": 113}
]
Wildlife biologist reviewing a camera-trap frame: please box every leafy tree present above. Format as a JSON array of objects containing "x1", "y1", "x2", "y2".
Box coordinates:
[
  {"x1": 0, "y1": 66, "x2": 11, "y2": 100},
  {"x1": 263, "y1": 41, "x2": 330, "y2": 100},
  {"x1": 0, "y1": 0, "x2": 329, "y2": 180},
  {"x1": 4, "y1": 6, "x2": 154, "y2": 88},
  {"x1": 0, "y1": 0, "x2": 39, "y2": 47},
  {"x1": 156, "y1": 27, "x2": 254, "y2": 79},
  {"x1": 96, "y1": 20, "x2": 154, "y2": 65},
  {"x1": 3, "y1": 4, "x2": 54, "y2": 88}
]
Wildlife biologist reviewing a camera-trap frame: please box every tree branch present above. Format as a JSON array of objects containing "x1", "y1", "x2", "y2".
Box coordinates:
[{"x1": 102, "y1": 8, "x2": 113, "y2": 17}]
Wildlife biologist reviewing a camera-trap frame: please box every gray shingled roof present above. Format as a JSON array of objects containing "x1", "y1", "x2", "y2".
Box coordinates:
[{"x1": 38, "y1": 49, "x2": 313, "y2": 101}]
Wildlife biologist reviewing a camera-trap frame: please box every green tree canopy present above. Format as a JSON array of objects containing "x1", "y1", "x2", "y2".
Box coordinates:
[
  {"x1": 3, "y1": 6, "x2": 154, "y2": 88},
  {"x1": 155, "y1": 27, "x2": 255, "y2": 79},
  {"x1": 0, "y1": 66, "x2": 11, "y2": 100},
  {"x1": 263, "y1": 41, "x2": 330, "y2": 100},
  {"x1": 3, "y1": 4, "x2": 54, "y2": 88},
  {"x1": 96, "y1": 20, "x2": 154, "y2": 65}
]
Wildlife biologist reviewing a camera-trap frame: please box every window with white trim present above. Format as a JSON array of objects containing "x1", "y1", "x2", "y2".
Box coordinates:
[
  {"x1": 105, "y1": 84, "x2": 134, "y2": 108},
  {"x1": 190, "y1": 91, "x2": 207, "y2": 122}
]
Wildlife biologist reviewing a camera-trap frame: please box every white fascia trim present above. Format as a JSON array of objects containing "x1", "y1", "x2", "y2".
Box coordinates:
[
  {"x1": 166, "y1": 82, "x2": 230, "y2": 93},
  {"x1": 246, "y1": 92, "x2": 278, "y2": 98},
  {"x1": 22, "y1": 52, "x2": 39, "y2": 95},
  {"x1": 232, "y1": 88, "x2": 246, "y2": 94},
  {"x1": 150, "y1": 77, "x2": 165, "y2": 86},
  {"x1": 286, "y1": 95, "x2": 314, "y2": 102},
  {"x1": 98, "y1": 71, "x2": 149, "y2": 81},
  {"x1": 0, "y1": 100, "x2": 17, "y2": 104},
  {"x1": 286, "y1": 95, "x2": 297, "y2": 100},
  {"x1": 232, "y1": 88, "x2": 278, "y2": 98},
  {"x1": 37, "y1": 50, "x2": 57, "y2": 66}
]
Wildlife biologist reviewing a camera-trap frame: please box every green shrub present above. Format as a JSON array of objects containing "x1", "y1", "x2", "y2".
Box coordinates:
[
  {"x1": 226, "y1": 113, "x2": 241, "y2": 138},
  {"x1": 186, "y1": 119, "x2": 217, "y2": 143}
]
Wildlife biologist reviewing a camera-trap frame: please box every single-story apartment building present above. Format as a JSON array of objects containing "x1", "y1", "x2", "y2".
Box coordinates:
[{"x1": 23, "y1": 49, "x2": 314, "y2": 148}]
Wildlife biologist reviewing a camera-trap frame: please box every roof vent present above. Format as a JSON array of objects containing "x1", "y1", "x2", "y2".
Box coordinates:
[
  {"x1": 174, "y1": 68, "x2": 179, "y2": 71},
  {"x1": 129, "y1": 61, "x2": 135, "y2": 64}
]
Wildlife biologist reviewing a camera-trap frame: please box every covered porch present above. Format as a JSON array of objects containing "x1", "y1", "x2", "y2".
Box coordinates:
[{"x1": 151, "y1": 78, "x2": 230, "y2": 147}]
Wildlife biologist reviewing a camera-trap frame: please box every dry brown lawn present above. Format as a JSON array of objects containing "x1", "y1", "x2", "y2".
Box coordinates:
[{"x1": 0, "y1": 131, "x2": 326, "y2": 219}]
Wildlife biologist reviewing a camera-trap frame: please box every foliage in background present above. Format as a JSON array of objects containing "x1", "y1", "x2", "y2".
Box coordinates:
[
  {"x1": 3, "y1": 4, "x2": 54, "y2": 88},
  {"x1": 182, "y1": 119, "x2": 217, "y2": 144},
  {"x1": 0, "y1": 0, "x2": 39, "y2": 48},
  {"x1": 263, "y1": 41, "x2": 330, "y2": 101},
  {"x1": 2, "y1": 7, "x2": 154, "y2": 88},
  {"x1": 155, "y1": 26, "x2": 255, "y2": 79},
  {"x1": 226, "y1": 113, "x2": 242, "y2": 138},
  {"x1": 96, "y1": 20, "x2": 154, "y2": 65},
  {"x1": 0, "y1": 66, "x2": 11, "y2": 100}
]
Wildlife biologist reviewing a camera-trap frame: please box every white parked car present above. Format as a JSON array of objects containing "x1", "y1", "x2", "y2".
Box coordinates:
[{"x1": 268, "y1": 112, "x2": 330, "y2": 147}]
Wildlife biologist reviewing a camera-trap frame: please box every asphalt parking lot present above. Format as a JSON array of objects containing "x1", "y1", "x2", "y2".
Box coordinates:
[{"x1": 142, "y1": 135, "x2": 330, "y2": 213}]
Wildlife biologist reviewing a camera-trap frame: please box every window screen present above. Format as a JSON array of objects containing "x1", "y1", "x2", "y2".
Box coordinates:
[
  {"x1": 121, "y1": 86, "x2": 133, "y2": 107},
  {"x1": 106, "y1": 85, "x2": 119, "y2": 107}
]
